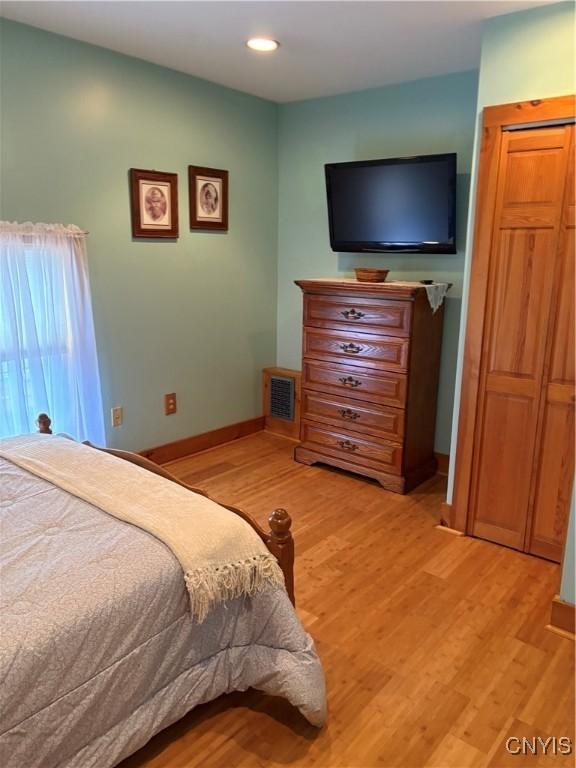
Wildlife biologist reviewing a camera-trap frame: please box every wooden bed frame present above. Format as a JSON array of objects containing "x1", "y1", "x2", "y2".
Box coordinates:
[{"x1": 36, "y1": 413, "x2": 295, "y2": 604}]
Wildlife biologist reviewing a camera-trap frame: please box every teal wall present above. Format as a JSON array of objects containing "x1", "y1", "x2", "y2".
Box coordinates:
[
  {"x1": 276, "y1": 71, "x2": 479, "y2": 454},
  {"x1": 560, "y1": 490, "x2": 575, "y2": 604},
  {"x1": 0, "y1": 19, "x2": 279, "y2": 451},
  {"x1": 477, "y1": 1, "x2": 575, "y2": 106}
]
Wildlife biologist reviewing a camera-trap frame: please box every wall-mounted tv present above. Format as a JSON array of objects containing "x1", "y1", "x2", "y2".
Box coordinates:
[{"x1": 325, "y1": 153, "x2": 457, "y2": 254}]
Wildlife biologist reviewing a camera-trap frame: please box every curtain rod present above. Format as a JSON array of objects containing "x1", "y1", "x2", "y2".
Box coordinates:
[
  {"x1": 16, "y1": 231, "x2": 90, "y2": 239},
  {"x1": 0, "y1": 227, "x2": 89, "y2": 236}
]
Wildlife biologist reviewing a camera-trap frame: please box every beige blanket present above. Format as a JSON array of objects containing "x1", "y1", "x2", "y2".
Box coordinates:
[{"x1": 0, "y1": 434, "x2": 284, "y2": 621}]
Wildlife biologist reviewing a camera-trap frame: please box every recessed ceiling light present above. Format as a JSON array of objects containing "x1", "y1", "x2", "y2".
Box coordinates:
[{"x1": 246, "y1": 38, "x2": 280, "y2": 53}]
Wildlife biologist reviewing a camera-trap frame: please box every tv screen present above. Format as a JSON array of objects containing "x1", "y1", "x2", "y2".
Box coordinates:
[{"x1": 325, "y1": 153, "x2": 457, "y2": 254}]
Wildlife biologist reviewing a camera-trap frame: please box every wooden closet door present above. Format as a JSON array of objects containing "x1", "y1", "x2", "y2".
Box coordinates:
[
  {"x1": 527, "y1": 126, "x2": 575, "y2": 561},
  {"x1": 469, "y1": 125, "x2": 573, "y2": 550}
]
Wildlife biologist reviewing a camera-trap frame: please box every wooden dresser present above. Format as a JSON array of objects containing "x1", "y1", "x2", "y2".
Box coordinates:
[{"x1": 294, "y1": 278, "x2": 446, "y2": 493}]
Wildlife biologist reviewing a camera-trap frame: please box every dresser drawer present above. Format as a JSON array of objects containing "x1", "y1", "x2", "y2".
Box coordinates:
[
  {"x1": 302, "y1": 390, "x2": 404, "y2": 441},
  {"x1": 303, "y1": 360, "x2": 407, "y2": 408},
  {"x1": 304, "y1": 295, "x2": 412, "y2": 336},
  {"x1": 301, "y1": 421, "x2": 403, "y2": 474},
  {"x1": 303, "y1": 327, "x2": 409, "y2": 371}
]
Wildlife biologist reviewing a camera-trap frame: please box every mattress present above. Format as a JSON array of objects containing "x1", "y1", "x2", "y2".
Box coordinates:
[{"x1": 0, "y1": 457, "x2": 326, "y2": 768}]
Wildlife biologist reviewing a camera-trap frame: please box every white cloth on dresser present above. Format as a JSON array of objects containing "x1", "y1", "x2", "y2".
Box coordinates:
[{"x1": 424, "y1": 282, "x2": 450, "y2": 313}]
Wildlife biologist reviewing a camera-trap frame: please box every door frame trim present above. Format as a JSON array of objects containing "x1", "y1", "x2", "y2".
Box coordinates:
[{"x1": 449, "y1": 95, "x2": 576, "y2": 535}]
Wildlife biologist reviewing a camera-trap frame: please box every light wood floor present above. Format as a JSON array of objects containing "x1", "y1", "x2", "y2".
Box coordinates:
[{"x1": 120, "y1": 432, "x2": 574, "y2": 768}]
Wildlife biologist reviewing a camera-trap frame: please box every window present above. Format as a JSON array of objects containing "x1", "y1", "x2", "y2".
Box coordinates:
[{"x1": 0, "y1": 222, "x2": 105, "y2": 443}]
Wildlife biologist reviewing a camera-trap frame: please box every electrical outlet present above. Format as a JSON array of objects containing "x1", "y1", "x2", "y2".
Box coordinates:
[
  {"x1": 164, "y1": 393, "x2": 177, "y2": 415},
  {"x1": 111, "y1": 406, "x2": 123, "y2": 427}
]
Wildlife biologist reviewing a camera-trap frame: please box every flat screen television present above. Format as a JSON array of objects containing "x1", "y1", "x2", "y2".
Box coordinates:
[{"x1": 325, "y1": 153, "x2": 457, "y2": 254}]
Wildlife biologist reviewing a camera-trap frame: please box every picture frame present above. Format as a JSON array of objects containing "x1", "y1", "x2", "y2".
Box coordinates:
[
  {"x1": 188, "y1": 166, "x2": 229, "y2": 231},
  {"x1": 129, "y1": 168, "x2": 179, "y2": 238}
]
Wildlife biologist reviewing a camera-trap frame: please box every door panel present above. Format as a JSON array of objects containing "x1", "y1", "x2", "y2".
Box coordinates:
[
  {"x1": 528, "y1": 401, "x2": 574, "y2": 561},
  {"x1": 527, "y1": 126, "x2": 575, "y2": 561},
  {"x1": 488, "y1": 229, "x2": 556, "y2": 378},
  {"x1": 548, "y1": 158, "x2": 575, "y2": 387},
  {"x1": 469, "y1": 125, "x2": 572, "y2": 550},
  {"x1": 472, "y1": 392, "x2": 537, "y2": 549}
]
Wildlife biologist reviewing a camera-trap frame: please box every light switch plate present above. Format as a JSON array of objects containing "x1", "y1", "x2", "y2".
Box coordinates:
[{"x1": 111, "y1": 406, "x2": 123, "y2": 427}]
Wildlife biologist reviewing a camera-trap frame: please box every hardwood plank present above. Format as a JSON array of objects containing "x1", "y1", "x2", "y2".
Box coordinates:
[
  {"x1": 426, "y1": 734, "x2": 486, "y2": 768},
  {"x1": 119, "y1": 433, "x2": 573, "y2": 768}
]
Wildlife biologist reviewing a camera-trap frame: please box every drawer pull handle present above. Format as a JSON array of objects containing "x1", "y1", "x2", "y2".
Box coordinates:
[
  {"x1": 338, "y1": 376, "x2": 362, "y2": 388},
  {"x1": 341, "y1": 308, "x2": 365, "y2": 320},
  {"x1": 339, "y1": 343, "x2": 363, "y2": 354},
  {"x1": 338, "y1": 408, "x2": 360, "y2": 421},
  {"x1": 337, "y1": 439, "x2": 358, "y2": 452}
]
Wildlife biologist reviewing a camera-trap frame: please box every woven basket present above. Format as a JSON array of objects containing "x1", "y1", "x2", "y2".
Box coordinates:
[{"x1": 354, "y1": 268, "x2": 389, "y2": 283}]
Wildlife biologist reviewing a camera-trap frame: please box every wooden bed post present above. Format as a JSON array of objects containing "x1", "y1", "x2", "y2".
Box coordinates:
[
  {"x1": 37, "y1": 413, "x2": 52, "y2": 434},
  {"x1": 267, "y1": 509, "x2": 295, "y2": 606},
  {"x1": 36, "y1": 414, "x2": 297, "y2": 605}
]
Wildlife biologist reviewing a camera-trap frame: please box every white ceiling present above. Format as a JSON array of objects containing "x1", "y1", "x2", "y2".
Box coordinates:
[{"x1": 1, "y1": 1, "x2": 555, "y2": 102}]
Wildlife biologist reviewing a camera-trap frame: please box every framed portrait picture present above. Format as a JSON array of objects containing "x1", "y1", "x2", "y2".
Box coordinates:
[
  {"x1": 188, "y1": 166, "x2": 229, "y2": 231},
  {"x1": 129, "y1": 168, "x2": 179, "y2": 238}
]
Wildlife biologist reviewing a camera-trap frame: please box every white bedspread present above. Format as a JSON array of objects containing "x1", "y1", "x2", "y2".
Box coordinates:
[
  {"x1": 0, "y1": 434, "x2": 284, "y2": 622},
  {"x1": 0, "y1": 457, "x2": 327, "y2": 768}
]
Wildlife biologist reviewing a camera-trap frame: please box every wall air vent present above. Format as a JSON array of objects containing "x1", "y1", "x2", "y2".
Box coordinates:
[
  {"x1": 269, "y1": 375, "x2": 295, "y2": 421},
  {"x1": 262, "y1": 367, "x2": 302, "y2": 440}
]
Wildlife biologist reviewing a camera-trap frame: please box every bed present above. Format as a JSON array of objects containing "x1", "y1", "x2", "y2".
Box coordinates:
[{"x1": 0, "y1": 417, "x2": 326, "y2": 768}]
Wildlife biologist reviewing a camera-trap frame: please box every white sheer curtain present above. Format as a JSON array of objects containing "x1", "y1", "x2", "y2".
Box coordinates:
[{"x1": 0, "y1": 221, "x2": 106, "y2": 443}]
